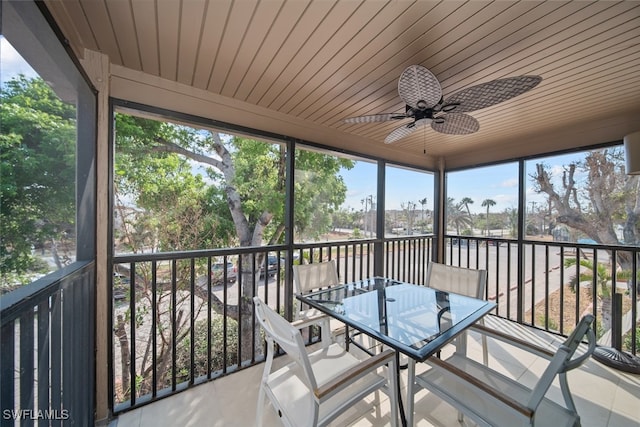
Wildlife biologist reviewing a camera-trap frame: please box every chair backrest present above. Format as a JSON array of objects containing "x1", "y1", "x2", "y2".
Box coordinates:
[
  {"x1": 425, "y1": 262, "x2": 487, "y2": 299},
  {"x1": 527, "y1": 314, "x2": 596, "y2": 411},
  {"x1": 292, "y1": 260, "x2": 340, "y2": 295},
  {"x1": 253, "y1": 296, "x2": 317, "y2": 389}
]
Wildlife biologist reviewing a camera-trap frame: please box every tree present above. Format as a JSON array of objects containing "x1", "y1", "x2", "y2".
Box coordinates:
[
  {"x1": 532, "y1": 148, "x2": 638, "y2": 269},
  {"x1": 114, "y1": 114, "x2": 354, "y2": 393},
  {"x1": 446, "y1": 197, "x2": 472, "y2": 235},
  {"x1": 418, "y1": 197, "x2": 428, "y2": 231},
  {"x1": 564, "y1": 257, "x2": 619, "y2": 331},
  {"x1": 532, "y1": 148, "x2": 640, "y2": 339},
  {"x1": 460, "y1": 197, "x2": 474, "y2": 217},
  {"x1": 481, "y1": 199, "x2": 496, "y2": 236},
  {"x1": 401, "y1": 201, "x2": 417, "y2": 235},
  {"x1": 1, "y1": 76, "x2": 76, "y2": 288},
  {"x1": 505, "y1": 207, "x2": 518, "y2": 238}
]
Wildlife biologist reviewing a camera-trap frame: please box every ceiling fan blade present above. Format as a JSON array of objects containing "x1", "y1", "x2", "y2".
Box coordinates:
[
  {"x1": 431, "y1": 113, "x2": 479, "y2": 135},
  {"x1": 398, "y1": 65, "x2": 442, "y2": 110},
  {"x1": 344, "y1": 113, "x2": 407, "y2": 124},
  {"x1": 443, "y1": 75, "x2": 542, "y2": 113},
  {"x1": 385, "y1": 118, "x2": 431, "y2": 144}
]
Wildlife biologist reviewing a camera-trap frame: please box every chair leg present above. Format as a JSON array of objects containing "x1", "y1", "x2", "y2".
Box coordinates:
[
  {"x1": 478, "y1": 318, "x2": 488, "y2": 366},
  {"x1": 256, "y1": 341, "x2": 275, "y2": 427},
  {"x1": 255, "y1": 386, "x2": 265, "y2": 427},
  {"x1": 388, "y1": 355, "x2": 399, "y2": 427},
  {"x1": 482, "y1": 334, "x2": 488, "y2": 366},
  {"x1": 406, "y1": 359, "x2": 415, "y2": 427}
]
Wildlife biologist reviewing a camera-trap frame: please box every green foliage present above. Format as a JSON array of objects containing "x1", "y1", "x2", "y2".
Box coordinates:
[
  {"x1": 623, "y1": 327, "x2": 640, "y2": 353},
  {"x1": 230, "y1": 137, "x2": 285, "y2": 222},
  {"x1": 1, "y1": 76, "x2": 76, "y2": 280},
  {"x1": 563, "y1": 257, "x2": 613, "y2": 298},
  {"x1": 446, "y1": 197, "x2": 472, "y2": 234},
  {"x1": 114, "y1": 114, "x2": 354, "y2": 248},
  {"x1": 114, "y1": 115, "x2": 223, "y2": 251},
  {"x1": 293, "y1": 149, "x2": 354, "y2": 240},
  {"x1": 175, "y1": 315, "x2": 239, "y2": 383},
  {"x1": 536, "y1": 314, "x2": 559, "y2": 332}
]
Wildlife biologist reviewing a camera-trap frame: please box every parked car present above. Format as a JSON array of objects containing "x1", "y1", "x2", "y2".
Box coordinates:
[
  {"x1": 211, "y1": 261, "x2": 237, "y2": 285},
  {"x1": 259, "y1": 255, "x2": 279, "y2": 277},
  {"x1": 259, "y1": 253, "x2": 300, "y2": 277}
]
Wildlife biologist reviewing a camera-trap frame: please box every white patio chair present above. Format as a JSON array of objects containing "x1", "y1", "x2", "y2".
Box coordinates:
[
  {"x1": 425, "y1": 262, "x2": 489, "y2": 364},
  {"x1": 410, "y1": 314, "x2": 596, "y2": 427},
  {"x1": 253, "y1": 296, "x2": 398, "y2": 427},
  {"x1": 292, "y1": 260, "x2": 341, "y2": 344}
]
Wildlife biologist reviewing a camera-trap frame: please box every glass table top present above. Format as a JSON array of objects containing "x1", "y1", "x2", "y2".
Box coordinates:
[{"x1": 297, "y1": 277, "x2": 496, "y2": 361}]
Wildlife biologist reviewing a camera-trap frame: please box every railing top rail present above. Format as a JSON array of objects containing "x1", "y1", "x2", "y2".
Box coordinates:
[
  {"x1": 113, "y1": 244, "x2": 290, "y2": 263},
  {"x1": 444, "y1": 235, "x2": 640, "y2": 251},
  {"x1": 1, "y1": 261, "x2": 93, "y2": 324},
  {"x1": 113, "y1": 235, "x2": 436, "y2": 263}
]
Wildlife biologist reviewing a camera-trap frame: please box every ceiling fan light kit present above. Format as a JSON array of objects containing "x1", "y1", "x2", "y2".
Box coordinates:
[{"x1": 344, "y1": 65, "x2": 542, "y2": 144}]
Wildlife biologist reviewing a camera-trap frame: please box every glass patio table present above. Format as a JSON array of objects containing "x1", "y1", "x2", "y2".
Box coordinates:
[{"x1": 297, "y1": 277, "x2": 496, "y2": 426}]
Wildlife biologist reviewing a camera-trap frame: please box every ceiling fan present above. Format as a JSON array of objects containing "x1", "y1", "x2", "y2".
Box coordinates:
[{"x1": 344, "y1": 65, "x2": 542, "y2": 144}]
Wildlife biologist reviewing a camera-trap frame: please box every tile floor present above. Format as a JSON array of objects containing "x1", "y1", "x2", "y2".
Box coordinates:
[{"x1": 110, "y1": 317, "x2": 640, "y2": 427}]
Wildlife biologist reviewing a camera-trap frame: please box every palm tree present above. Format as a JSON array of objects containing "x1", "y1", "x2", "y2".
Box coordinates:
[
  {"x1": 446, "y1": 197, "x2": 473, "y2": 235},
  {"x1": 481, "y1": 198, "x2": 496, "y2": 236},
  {"x1": 460, "y1": 197, "x2": 474, "y2": 217},
  {"x1": 564, "y1": 258, "x2": 615, "y2": 332},
  {"x1": 460, "y1": 197, "x2": 474, "y2": 232}
]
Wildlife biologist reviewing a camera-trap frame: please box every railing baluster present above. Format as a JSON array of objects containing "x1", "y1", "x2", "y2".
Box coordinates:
[
  {"x1": 206, "y1": 257, "x2": 212, "y2": 379},
  {"x1": 1, "y1": 321, "x2": 15, "y2": 427},
  {"x1": 633, "y1": 253, "x2": 638, "y2": 356},
  {"x1": 37, "y1": 299, "x2": 50, "y2": 419},
  {"x1": 594, "y1": 249, "x2": 600, "y2": 331},
  {"x1": 506, "y1": 242, "x2": 512, "y2": 320},
  {"x1": 530, "y1": 243, "x2": 536, "y2": 325},
  {"x1": 50, "y1": 292, "x2": 62, "y2": 426},
  {"x1": 222, "y1": 256, "x2": 228, "y2": 374},
  {"x1": 171, "y1": 259, "x2": 177, "y2": 392},
  {"x1": 544, "y1": 245, "x2": 549, "y2": 330},
  {"x1": 560, "y1": 246, "x2": 565, "y2": 334},
  {"x1": 235, "y1": 255, "x2": 242, "y2": 368},
  {"x1": 575, "y1": 248, "x2": 581, "y2": 328},
  {"x1": 152, "y1": 260, "x2": 158, "y2": 394},
  {"x1": 190, "y1": 259, "x2": 195, "y2": 385},
  {"x1": 20, "y1": 309, "x2": 34, "y2": 426}
]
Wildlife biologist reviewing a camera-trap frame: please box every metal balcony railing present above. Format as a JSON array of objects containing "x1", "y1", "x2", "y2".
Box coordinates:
[
  {"x1": 109, "y1": 236, "x2": 434, "y2": 413},
  {"x1": 0, "y1": 262, "x2": 95, "y2": 427},
  {"x1": 108, "y1": 234, "x2": 639, "y2": 413},
  {"x1": 444, "y1": 235, "x2": 638, "y2": 350}
]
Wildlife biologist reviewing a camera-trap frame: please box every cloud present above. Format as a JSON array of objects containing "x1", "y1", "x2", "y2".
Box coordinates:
[{"x1": 500, "y1": 178, "x2": 518, "y2": 188}]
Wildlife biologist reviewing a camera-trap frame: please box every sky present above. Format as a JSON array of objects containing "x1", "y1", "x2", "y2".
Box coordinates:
[
  {"x1": 446, "y1": 152, "x2": 587, "y2": 214},
  {"x1": 339, "y1": 151, "x2": 588, "y2": 215},
  {"x1": 339, "y1": 160, "x2": 434, "y2": 212},
  {"x1": 1, "y1": 37, "x2": 38, "y2": 84}
]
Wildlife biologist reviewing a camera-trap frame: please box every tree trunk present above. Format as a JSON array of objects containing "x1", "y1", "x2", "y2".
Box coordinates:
[{"x1": 115, "y1": 315, "x2": 131, "y2": 399}]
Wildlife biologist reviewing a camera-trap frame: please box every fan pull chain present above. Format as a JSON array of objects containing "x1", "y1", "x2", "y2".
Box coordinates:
[{"x1": 423, "y1": 125, "x2": 426, "y2": 154}]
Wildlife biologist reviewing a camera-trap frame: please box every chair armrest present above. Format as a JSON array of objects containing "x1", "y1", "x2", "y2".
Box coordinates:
[
  {"x1": 314, "y1": 349, "x2": 395, "y2": 400},
  {"x1": 428, "y1": 356, "x2": 534, "y2": 420},
  {"x1": 291, "y1": 313, "x2": 330, "y2": 330},
  {"x1": 469, "y1": 323, "x2": 555, "y2": 359}
]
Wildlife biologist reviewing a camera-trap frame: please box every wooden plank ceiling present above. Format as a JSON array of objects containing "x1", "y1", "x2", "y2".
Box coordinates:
[{"x1": 45, "y1": 0, "x2": 640, "y2": 169}]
